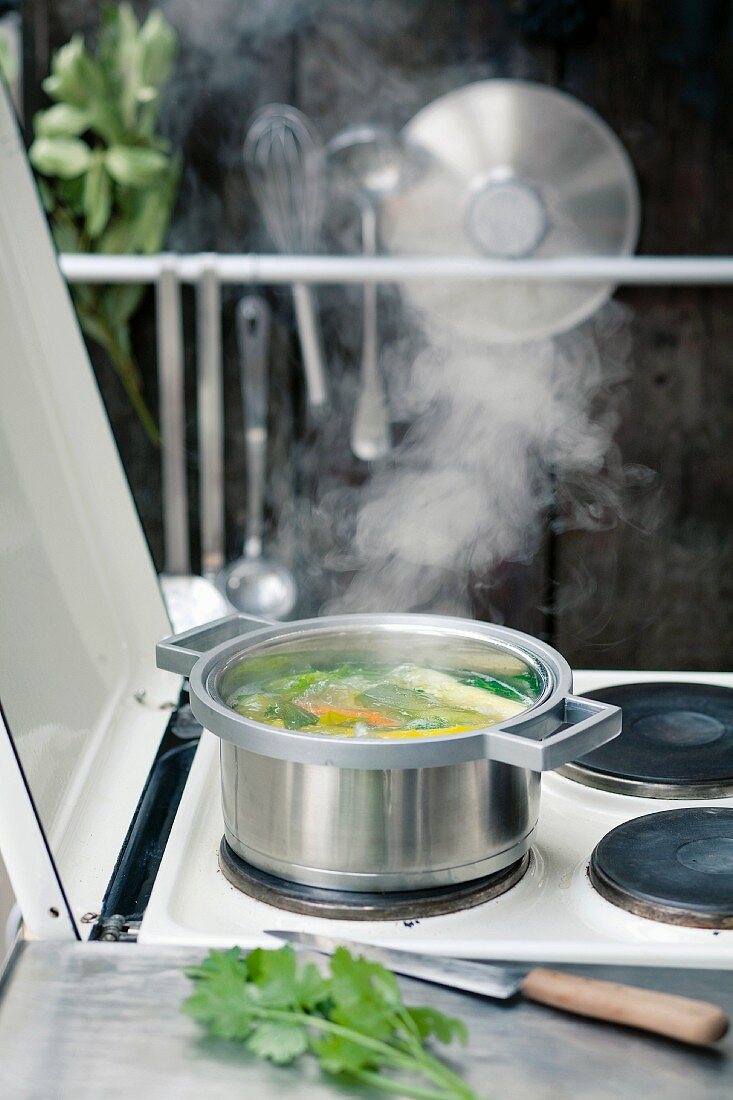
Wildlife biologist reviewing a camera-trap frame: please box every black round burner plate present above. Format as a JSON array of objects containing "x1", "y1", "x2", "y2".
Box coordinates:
[
  {"x1": 560, "y1": 682, "x2": 733, "y2": 797},
  {"x1": 589, "y1": 807, "x2": 733, "y2": 928},
  {"x1": 219, "y1": 839, "x2": 529, "y2": 920}
]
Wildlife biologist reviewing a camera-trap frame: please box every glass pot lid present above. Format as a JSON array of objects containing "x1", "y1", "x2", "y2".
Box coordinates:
[
  {"x1": 211, "y1": 624, "x2": 550, "y2": 742},
  {"x1": 157, "y1": 612, "x2": 620, "y2": 769}
]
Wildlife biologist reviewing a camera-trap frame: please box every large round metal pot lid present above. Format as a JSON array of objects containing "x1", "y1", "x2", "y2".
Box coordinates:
[
  {"x1": 156, "y1": 613, "x2": 621, "y2": 769},
  {"x1": 214, "y1": 620, "x2": 547, "y2": 736},
  {"x1": 381, "y1": 80, "x2": 640, "y2": 343},
  {"x1": 157, "y1": 614, "x2": 620, "y2": 769},
  {"x1": 207, "y1": 618, "x2": 552, "y2": 757}
]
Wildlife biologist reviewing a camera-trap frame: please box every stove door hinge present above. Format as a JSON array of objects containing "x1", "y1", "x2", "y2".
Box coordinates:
[{"x1": 91, "y1": 914, "x2": 140, "y2": 942}]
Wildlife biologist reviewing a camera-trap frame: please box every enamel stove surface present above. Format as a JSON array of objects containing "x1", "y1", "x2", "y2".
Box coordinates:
[{"x1": 139, "y1": 668, "x2": 733, "y2": 967}]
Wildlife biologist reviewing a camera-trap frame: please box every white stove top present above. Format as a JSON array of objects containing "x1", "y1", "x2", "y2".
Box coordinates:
[{"x1": 140, "y1": 669, "x2": 733, "y2": 967}]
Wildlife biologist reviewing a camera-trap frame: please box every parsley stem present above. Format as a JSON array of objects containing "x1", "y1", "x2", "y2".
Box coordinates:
[
  {"x1": 410, "y1": 1047, "x2": 478, "y2": 1100},
  {"x1": 250, "y1": 1007, "x2": 419, "y2": 1070},
  {"x1": 391, "y1": 1021, "x2": 476, "y2": 1100},
  {"x1": 250, "y1": 1007, "x2": 476, "y2": 1097},
  {"x1": 351, "y1": 1066, "x2": 461, "y2": 1100}
]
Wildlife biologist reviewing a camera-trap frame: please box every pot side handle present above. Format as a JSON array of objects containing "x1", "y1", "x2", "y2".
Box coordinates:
[
  {"x1": 483, "y1": 696, "x2": 621, "y2": 772},
  {"x1": 156, "y1": 611, "x2": 274, "y2": 678}
]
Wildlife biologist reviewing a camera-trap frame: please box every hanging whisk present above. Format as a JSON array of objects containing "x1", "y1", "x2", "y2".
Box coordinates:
[{"x1": 244, "y1": 104, "x2": 328, "y2": 411}]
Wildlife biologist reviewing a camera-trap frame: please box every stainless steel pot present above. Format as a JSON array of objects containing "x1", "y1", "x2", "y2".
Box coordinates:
[{"x1": 157, "y1": 612, "x2": 620, "y2": 891}]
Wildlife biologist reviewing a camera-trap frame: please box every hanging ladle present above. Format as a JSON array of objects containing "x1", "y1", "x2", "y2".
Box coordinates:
[{"x1": 217, "y1": 296, "x2": 297, "y2": 620}]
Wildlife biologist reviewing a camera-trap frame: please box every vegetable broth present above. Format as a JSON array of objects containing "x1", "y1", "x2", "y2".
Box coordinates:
[{"x1": 220, "y1": 629, "x2": 543, "y2": 739}]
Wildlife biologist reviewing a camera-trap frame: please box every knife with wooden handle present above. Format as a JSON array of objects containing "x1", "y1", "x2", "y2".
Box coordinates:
[{"x1": 265, "y1": 930, "x2": 729, "y2": 1046}]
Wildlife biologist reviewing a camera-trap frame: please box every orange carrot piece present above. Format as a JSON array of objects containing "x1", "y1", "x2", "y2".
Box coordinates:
[{"x1": 298, "y1": 701, "x2": 400, "y2": 728}]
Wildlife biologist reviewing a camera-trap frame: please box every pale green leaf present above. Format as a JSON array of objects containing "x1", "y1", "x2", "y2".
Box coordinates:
[
  {"x1": 41, "y1": 34, "x2": 107, "y2": 110},
  {"x1": 36, "y1": 176, "x2": 56, "y2": 213},
  {"x1": 135, "y1": 98, "x2": 159, "y2": 140},
  {"x1": 51, "y1": 220, "x2": 80, "y2": 253},
  {"x1": 127, "y1": 183, "x2": 175, "y2": 252},
  {"x1": 245, "y1": 1021, "x2": 308, "y2": 1065},
  {"x1": 99, "y1": 2, "x2": 140, "y2": 73},
  {"x1": 312, "y1": 1034, "x2": 377, "y2": 1075},
  {"x1": 295, "y1": 962, "x2": 330, "y2": 1010},
  {"x1": 331, "y1": 1001, "x2": 392, "y2": 1042},
  {"x1": 245, "y1": 945, "x2": 299, "y2": 1009},
  {"x1": 97, "y1": 217, "x2": 134, "y2": 254},
  {"x1": 406, "y1": 1006, "x2": 469, "y2": 1046},
  {"x1": 136, "y1": 85, "x2": 158, "y2": 104},
  {"x1": 105, "y1": 144, "x2": 168, "y2": 187},
  {"x1": 41, "y1": 30, "x2": 122, "y2": 143},
  {"x1": 88, "y1": 97, "x2": 125, "y2": 145},
  {"x1": 83, "y1": 153, "x2": 112, "y2": 238},
  {"x1": 100, "y1": 4, "x2": 144, "y2": 131},
  {"x1": 139, "y1": 10, "x2": 178, "y2": 87},
  {"x1": 182, "y1": 948, "x2": 256, "y2": 1042},
  {"x1": 34, "y1": 103, "x2": 92, "y2": 138},
  {"x1": 330, "y1": 947, "x2": 402, "y2": 1013},
  {"x1": 29, "y1": 137, "x2": 92, "y2": 179},
  {"x1": 0, "y1": 33, "x2": 18, "y2": 87},
  {"x1": 41, "y1": 33, "x2": 87, "y2": 104},
  {"x1": 186, "y1": 947, "x2": 248, "y2": 984}
]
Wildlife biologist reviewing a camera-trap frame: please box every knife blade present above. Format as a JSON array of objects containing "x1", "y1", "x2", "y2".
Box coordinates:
[
  {"x1": 264, "y1": 929, "x2": 523, "y2": 999},
  {"x1": 263, "y1": 929, "x2": 730, "y2": 1046}
]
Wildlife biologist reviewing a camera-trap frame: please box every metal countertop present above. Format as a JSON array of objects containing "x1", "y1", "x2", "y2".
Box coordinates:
[{"x1": 1, "y1": 941, "x2": 732, "y2": 1099}]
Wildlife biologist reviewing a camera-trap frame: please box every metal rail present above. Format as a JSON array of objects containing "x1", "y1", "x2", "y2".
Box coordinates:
[
  {"x1": 59, "y1": 253, "x2": 733, "y2": 285},
  {"x1": 195, "y1": 258, "x2": 225, "y2": 579},
  {"x1": 155, "y1": 258, "x2": 189, "y2": 576}
]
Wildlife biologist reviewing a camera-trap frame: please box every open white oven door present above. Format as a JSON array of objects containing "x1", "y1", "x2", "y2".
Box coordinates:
[{"x1": 0, "y1": 83, "x2": 181, "y2": 940}]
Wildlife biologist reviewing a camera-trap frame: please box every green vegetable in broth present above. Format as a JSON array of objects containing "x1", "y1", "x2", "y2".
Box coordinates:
[
  {"x1": 224, "y1": 641, "x2": 541, "y2": 740},
  {"x1": 263, "y1": 701, "x2": 318, "y2": 729},
  {"x1": 456, "y1": 672, "x2": 533, "y2": 705}
]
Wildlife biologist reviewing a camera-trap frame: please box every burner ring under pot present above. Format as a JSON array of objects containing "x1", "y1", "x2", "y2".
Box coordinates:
[
  {"x1": 589, "y1": 807, "x2": 733, "y2": 929},
  {"x1": 219, "y1": 838, "x2": 530, "y2": 920}
]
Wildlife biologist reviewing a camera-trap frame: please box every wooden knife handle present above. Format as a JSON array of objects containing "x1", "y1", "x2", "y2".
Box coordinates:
[{"x1": 521, "y1": 967, "x2": 729, "y2": 1045}]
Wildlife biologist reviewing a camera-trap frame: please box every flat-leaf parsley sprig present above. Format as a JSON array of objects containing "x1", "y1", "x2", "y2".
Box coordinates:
[{"x1": 183, "y1": 945, "x2": 481, "y2": 1100}]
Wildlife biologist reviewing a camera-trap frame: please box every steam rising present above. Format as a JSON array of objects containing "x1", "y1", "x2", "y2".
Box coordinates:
[{"x1": 323, "y1": 302, "x2": 653, "y2": 616}]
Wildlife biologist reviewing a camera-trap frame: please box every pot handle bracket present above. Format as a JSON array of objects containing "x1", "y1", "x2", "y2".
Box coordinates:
[
  {"x1": 485, "y1": 696, "x2": 621, "y2": 772},
  {"x1": 156, "y1": 612, "x2": 274, "y2": 678}
]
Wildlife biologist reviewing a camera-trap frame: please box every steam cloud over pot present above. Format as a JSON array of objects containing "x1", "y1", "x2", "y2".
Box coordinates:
[{"x1": 322, "y1": 302, "x2": 658, "y2": 617}]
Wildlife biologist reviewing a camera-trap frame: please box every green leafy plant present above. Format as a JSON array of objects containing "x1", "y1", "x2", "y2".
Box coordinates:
[
  {"x1": 29, "y1": 4, "x2": 180, "y2": 442},
  {"x1": 184, "y1": 945, "x2": 482, "y2": 1100},
  {"x1": 0, "y1": 25, "x2": 18, "y2": 89}
]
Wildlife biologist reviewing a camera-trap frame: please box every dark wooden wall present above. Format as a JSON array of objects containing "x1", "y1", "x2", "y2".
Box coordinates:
[{"x1": 22, "y1": 0, "x2": 733, "y2": 670}]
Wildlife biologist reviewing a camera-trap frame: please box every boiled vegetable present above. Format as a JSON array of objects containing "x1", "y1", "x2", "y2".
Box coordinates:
[
  {"x1": 388, "y1": 665, "x2": 527, "y2": 722},
  {"x1": 224, "y1": 644, "x2": 540, "y2": 741}
]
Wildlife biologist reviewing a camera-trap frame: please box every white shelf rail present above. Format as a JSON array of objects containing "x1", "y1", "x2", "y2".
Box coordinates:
[{"x1": 59, "y1": 253, "x2": 733, "y2": 286}]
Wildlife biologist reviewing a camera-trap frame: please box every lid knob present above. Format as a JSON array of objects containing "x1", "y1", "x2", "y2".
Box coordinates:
[{"x1": 466, "y1": 177, "x2": 547, "y2": 258}]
